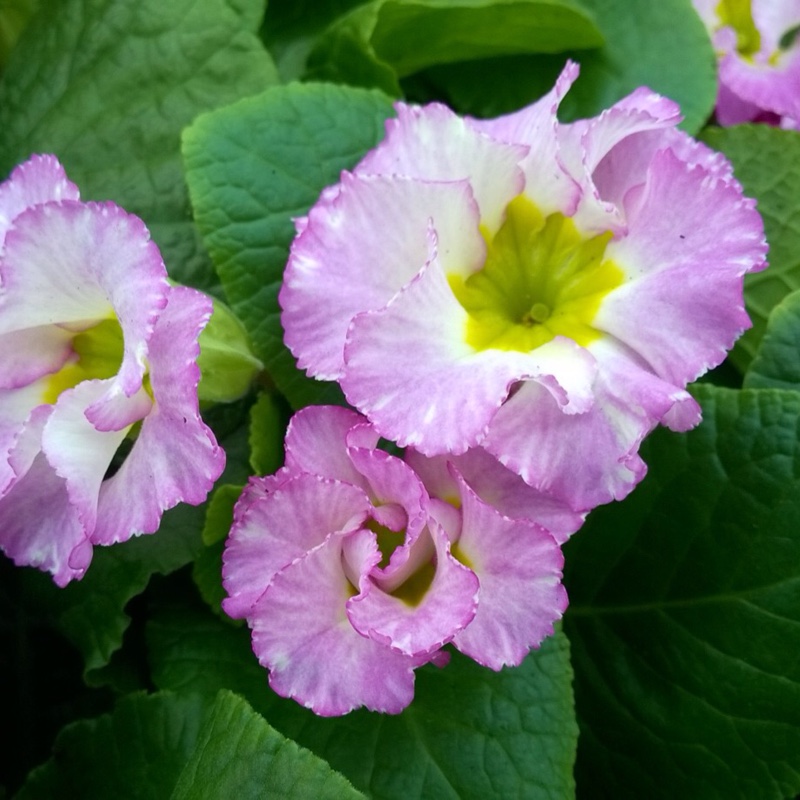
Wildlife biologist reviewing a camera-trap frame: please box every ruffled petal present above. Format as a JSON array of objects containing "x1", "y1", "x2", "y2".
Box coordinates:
[
  {"x1": 486, "y1": 338, "x2": 701, "y2": 509},
  {"x1": 0, "y1": 451, "x2": 92, "y2": 586},
  {"x1": 719, "y1": 45, "x2": 800, "y2": 122},
  {"x1": 0, "y1": 326, "x2": 74, "y2": 389},
  {"x1": 346, "y1": 521, "x2": 478, "y2": 657},
  {"x1": 93, "y1": 287, "x2": 224, "y2": 545},
  {"x1": 559, "y1": 86, "x2": 683, "y2": 233},
  {"x1": 356, "y1": 101, "x2": 526, "y2": 232},
  {"x1": 250, "y1": 531, "x2": 417, "y2": 716},
  {"x1": 1, "y1": 384, "x2": 50, "y2": 490},
  {"x1": 406, "y1": 447, "x2": 585, "y2": 544},
  {"x1": 282, "y1": 404, "x2": 372, "y2": 487},
  {"x1": 451, "y1": 475, "x2": 567, "y2": 669},
  {"x1": 484, "y1": 375, "x2": 646, "y2": 511},
  {"x1": 598, "y1": 148, "x2": 767, "y2": 385},
  {"x1": 42, "y1": 379, "x2": 130, "y2": 539},
  {"x1": 282, "y1": 175, "x2": 485, "y2": 380},
  {"x1": 471, "y1": 60, "x2": 582, "y2": 217},
  {"x1": 222, "y1": 473, "x2": 372, "y2": 619},
  {"x1": 342, "y1": 242, "x2": 585, "y2": 454},
  {"x1": 0, "y1": 154, "x2": 80, "y2": 244},
  {"x1": 346, "y1": 445, "x2": 428, "y2": 544},
  {"x1": 0, "y1": 201, "x2": 170, "y2": 401}
]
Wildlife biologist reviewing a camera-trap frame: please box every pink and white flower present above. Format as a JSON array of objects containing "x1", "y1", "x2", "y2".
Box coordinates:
[
  {"x1": 222, "y1": 405, "x2": 570, "y2": 716},
  {"x1": 0, "y1": 154, "x2": 225, "y2": 586},
  {"x1": 281, "y1": 62, "x2": 767, "y2": 511},
  {"x1": 693, "y1": 0, "x2": 800, "y2": 126}
]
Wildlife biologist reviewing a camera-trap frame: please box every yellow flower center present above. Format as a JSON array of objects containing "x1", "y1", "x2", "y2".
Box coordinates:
[
  {"x1": 42, "y1": 318, "x2": 125, "y2": 404},
  {"x1": 716, "y1": 0, "x2": 761, "y2": 57},
  {"x1": 448, "y1": 195, "x2": 622, "y2": 353}
]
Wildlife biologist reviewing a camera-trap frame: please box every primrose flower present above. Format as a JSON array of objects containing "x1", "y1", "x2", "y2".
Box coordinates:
[
  {"x1": 281, "y1": 62, "x2": 767, "y2": 511},
  {"x1": 693, "y1": 0, "x2": 800, "y2": 126},
  {"x1": 222, "y1": 405, "x2": 569, "y2": 716},
  {"x1": 0, "y1": 155, "x2": 225, "y2": 586}
]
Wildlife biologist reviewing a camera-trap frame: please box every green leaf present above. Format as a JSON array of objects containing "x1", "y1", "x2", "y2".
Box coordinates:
[
  {"x1": 182, "y1": 82, "x2": 395, "y2": 408},
  {"x1": 702, "y1": 125, "x2": 800, "y2": 371},
  {"x1": 744, "y1": 289, "x2": 800, "y2": 391},
  {"x1": 148, "y1": 605, "x2": 578, "y2": 800},
  {"x1": 413, "y1": 0, "x2": 716, "y2": 135},
  {"x1": 172, "y1": 690, "x2": 365, "y2": 799},
  {"x1": 0, "y1": 0, "x2": 38, "y2": 69},
  {"x1": 564, "y1": 384, "x2": 800, "y2": 799},
  {"x1": 249, "y1": 391, "x2": 289, "y2": 475},
  {"x1": 307, "y1": 0, "x2": 603, "y2": 95},
  {"x1": 0, "y1": 0, "x2": 277, "y2": 294},
  {"x1": 16, "y1": 689, "x2": 361, "y2": 800},
  {"x1": 16, "y1": 691, "x2": 210, "y2": 800}
]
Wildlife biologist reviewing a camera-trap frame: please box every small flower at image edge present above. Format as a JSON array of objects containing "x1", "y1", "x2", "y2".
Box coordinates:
[
  {"x1": 281, "y1": 61, "x2": 768, "y2": 512},
  {"x1": 693, "y1": 0, "x2": 800, "y2": 126},
  {"x1": 222, "y1": 405, "x2": 571, "y2": 716},
  {"x1": 0, "y1": 154, "x2": 225, "y2": 586}
]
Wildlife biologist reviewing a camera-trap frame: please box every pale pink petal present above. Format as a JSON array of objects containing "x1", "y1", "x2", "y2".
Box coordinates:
[
  {"x1": 715, "y1": 79, "x2": 766, "y2": 126},
  {"x1": 406, "y1": 447, "x2": 585, "y2": 544},
  {"x1": 1, "y1": 385, "x2": 51, "y2": 491},
  {"x1": 485, "y1": 339, "x2": 701, "y2": 509},
  {"x1": 342, "y1": 244, "x2": 594, "y2": 455},
  {"x1": 0, "y1": 327, "x2": 74, "y2": 389},
  {"x1": 0, "y1": 201, "x2": 170, "y2": 400},
  {"x1": 719, "y1": 46, "x2": 800, "y2": 122},
  {"x1": 93, "y1": 287, "x2": 224, "y2": 546},
  {"x1": 559, "y1": 86, "x2": 683, "y2": 233},
  {"x1": 42, "y1": 379, "x2": 130, "y2": 538},
  {"x1": 752, "y1": 1, "x2": 800, "y2": 46},
  {"x1": 471, "y1": 60, "x2": 581, "y2": 217},
  {"x1": 356, "y1": 102, "x2": 526, "y2": 232},
  {"x1": 281, "y1": 175, "x2": 485, "y2": 380},
  {"x1": 347, "y1": 521, "x2": 479, "y2": 657},
  {"x1": 0, "y1": 154, "x2": 80, "y2": 244},
  {"x1": 346, "y1": 445, "x2": 428, "y2": 539},
  {"x1": 222, "y1": 474, "x2": 372, "y2": 619},
  {"x1": 588, "y1": 128, "x2": 714, "y2": 218},
  {"x1": 0, "y1": 451, "x2": 92, "y2": 586},
  {"x1": 251, "y1": 532, "x2": 417, "y2": 716},
  {"x1": 598, "y1": 148, "x2": 767, "y2": 385},
  {"x1": 282, "y1": 404, "x2": 370, "y2": 487},
  {"x1": 451, "y1": 475, "x2": 567, "y2": 669},
  {"x1": 484, "y1": 377, "x2": 647, "y2": 511}
]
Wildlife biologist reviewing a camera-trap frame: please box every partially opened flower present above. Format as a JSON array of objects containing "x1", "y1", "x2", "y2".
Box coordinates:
[
  {"x1": 693, "y1": 0, "x2": 800, "y2": 126},
  {"x1": 0, "y1": 154, "x2": 225, "y2": 585},
  {"x1": 222, "y1": 405, "x2": 569, "y2": 716},
  {"x1": 281, "y1": 62, "x2": 767, "y2": 511}
]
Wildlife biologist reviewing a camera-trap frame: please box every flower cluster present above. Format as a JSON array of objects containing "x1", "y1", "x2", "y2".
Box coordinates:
[
  {"x1": 693, "y1": 0, "x2": 800, "y2": 126},
  {"x1": 223, "y1": 405, "x2": 573, "y2": 716},
  {"x1": 0, "y1": 155, "x2": 225, "y2": 585},
  {"x1": 224, "y1": 62, "x2": 766, "y2": 714}
]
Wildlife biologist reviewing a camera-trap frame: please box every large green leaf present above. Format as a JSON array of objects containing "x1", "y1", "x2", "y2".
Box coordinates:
[
  {"x1": 0, "y1": 0, "x2": 277, "y2": 294},
  {"x1": 16, "y1": 692, "x2": 209, "y2": 799},
  {"x1": 182, "y1": 82, "x2": 395, "y2": 408},
  {"x1": 306, "y1": 0, "x2": 603, "y2": 95},
  {"x1": 564, "y1": 384, "x2": 800, "y2": 799},
  {"x1": 744, "y1": 289, "x2": 800, "y2": 391},
  {"x1": 702, "y1": 126, "x2": 800, "y2": 372},
  {"x1": 412, "y1": 0, "x2": 716, "y2": 134},
  {"x1": 172, "y1": 690, "x2": 365, "y2": 799},
  {"x1": 148, "y1": 605, "x2": 578, "y2": 800},
  {"x1": 16, "y1": 689, "x2": 362, "y2": 800}
]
